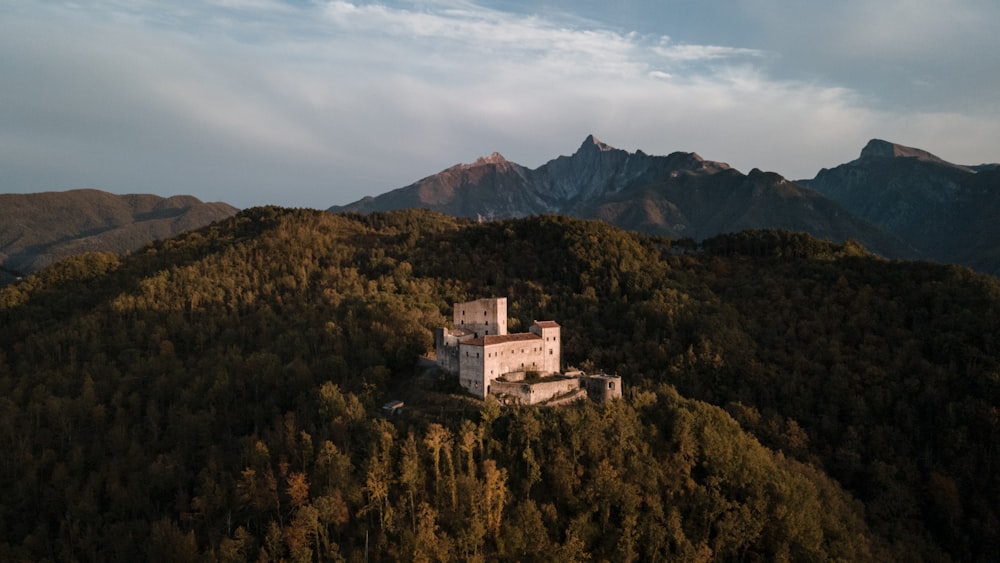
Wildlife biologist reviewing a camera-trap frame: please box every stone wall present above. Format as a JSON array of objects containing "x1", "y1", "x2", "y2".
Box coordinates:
[
  {"x1": 458, "y1": 344, "x2": 486, "y2": 398},
  {"x1": 490, "y1": 373, "x2": 623, "y2": 406},
  {"x1": 434, "y1": 327, "x2": 460, "y2": 374},
  {"x1": 491, "y1": 377, "x2": 583, "y2": 405}
]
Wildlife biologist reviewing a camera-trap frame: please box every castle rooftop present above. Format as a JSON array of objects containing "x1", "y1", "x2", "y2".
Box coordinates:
[{"x1": 464, "y1": 333, "x2": 540, "y2": 347}]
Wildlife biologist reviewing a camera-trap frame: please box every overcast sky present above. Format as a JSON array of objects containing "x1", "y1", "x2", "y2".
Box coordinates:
[{"x1": 3, "y1": 0, "x2": 999, "y2": 209}]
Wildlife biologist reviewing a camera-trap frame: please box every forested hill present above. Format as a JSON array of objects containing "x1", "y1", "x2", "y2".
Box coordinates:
[
  {"x1": 1, "y1": 207, "x2": 998, "y2": 561},
  {"x1": 0, "y1": 189, "x2": 238, "y2": 278}
]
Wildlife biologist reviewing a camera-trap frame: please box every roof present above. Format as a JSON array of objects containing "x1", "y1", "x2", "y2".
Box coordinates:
[
  {"x1": 461, "y1": 333, "x2": 541, "y2": 347},
  {"x1": 382, "y1": 400, "x2": 404, "y2": 412},
  {"x1": 532, "y1": 320, "x2": 560, "y2": 328},
  {"x1": 586, "y1": 373, "x2": 621, "y2": 380}
]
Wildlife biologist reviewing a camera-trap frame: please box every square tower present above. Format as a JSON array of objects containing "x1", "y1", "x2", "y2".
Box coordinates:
[
  {"x1": 529, "y1": 320, "x2": 561, "y2": 374},
  {"x1": 454, "y1": 297, "x2": 507, "y2": 338}
]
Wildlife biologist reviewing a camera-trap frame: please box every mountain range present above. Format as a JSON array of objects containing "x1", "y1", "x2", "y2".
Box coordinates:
[
  {"x1": 0, "y1": 189, "x2": 238, "y2": 282},
  {"x1": 3, "y1": 136, "x2": 996, "y2": 280},
  {"x1": 332, "y1": 135, "x2": 999, "y2": 275},
  {"x1": 800, "y1": 139, "x2": 1000, "y2": 276}
]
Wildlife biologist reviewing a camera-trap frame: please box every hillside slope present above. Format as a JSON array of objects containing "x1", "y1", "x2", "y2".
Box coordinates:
[
  {"x1": 2, "y1": 208, "x2": 998, "y2": 560},
  {"x1": 0, "y1": 189, "x2": 238, "y2": 276}
]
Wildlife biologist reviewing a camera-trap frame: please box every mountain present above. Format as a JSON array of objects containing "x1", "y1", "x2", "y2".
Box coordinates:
[
  {"x1": 332, "y1": 135, "x2": 917, "y2": 258},
  {"x1": 801, "y1": 139, "x2": 1000, "y2": 276},
  {"x1": 0, "y1": 189, "x2": 238, "y2": 277},
  {"x1": 3, "y1": 207, "x2": 999, "y2": 560}
]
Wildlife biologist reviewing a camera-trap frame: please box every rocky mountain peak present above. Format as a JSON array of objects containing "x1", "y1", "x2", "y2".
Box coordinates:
[
  {"x1": 470, "y1": 152, "x2": 509, "y2": 167},
  {"x1": 575, "y1": 134, "x2": 618, "y2": 155},
  {"x1": 857, "y1": 139, "x2": 977, "y2": 174},
  {"x1": 860, "y1": 139, "x2": 945, "y2": 163}
]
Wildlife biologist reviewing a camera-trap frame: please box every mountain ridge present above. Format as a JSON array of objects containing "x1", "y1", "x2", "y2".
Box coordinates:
[
  {"x1": 801, "y1": 139, "x2": 1000, "y2": 276},
  {"x1": 331, "y1": 135, "x2": 916, "y2": 259},
  {"x1": 858, "y1": 138, "x2": 972, "y2": 170},
  {"x1": 0, "y1": 189, "x2": 239, "y2": 276}
]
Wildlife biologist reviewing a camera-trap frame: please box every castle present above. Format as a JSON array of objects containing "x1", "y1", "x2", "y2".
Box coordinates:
[{"x1": 435, "y1": 297, "x2": 621, "y2": 405}]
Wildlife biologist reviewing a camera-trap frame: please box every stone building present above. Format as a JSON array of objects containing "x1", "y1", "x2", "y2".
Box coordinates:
[
  {"x1": 456, "y1": 320, "x2": 561, "y2": 398},
  {"x1": 436, "y1": 297, "x2": 619, "y2": 404},
  {"x1": 436, "y1": 297, "x2": 561, "y2": 398},
  {"x1": 582, "y1": 373, "x2": 623, "y2": 402}
]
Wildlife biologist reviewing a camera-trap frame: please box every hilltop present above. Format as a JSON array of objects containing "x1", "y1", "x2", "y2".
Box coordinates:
[{"x1": 2, "y1": 208, "x2": 998, "y2": 560}]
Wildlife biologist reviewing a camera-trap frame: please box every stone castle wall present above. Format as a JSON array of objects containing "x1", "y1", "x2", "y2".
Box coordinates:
[
  {"x1": 491, "y1": 374, "x2": 622, "y2": 406},
  {"x1": 491, "y1": 377, "x2": 583, "y2": 405},
  {"x1": 434, "y1": 328, "x2": 460, "y2": 374}
]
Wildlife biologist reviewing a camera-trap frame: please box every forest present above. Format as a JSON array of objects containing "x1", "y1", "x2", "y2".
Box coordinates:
[{"x1": 1, "y1": 207, "x2": 998, "y2": 561}]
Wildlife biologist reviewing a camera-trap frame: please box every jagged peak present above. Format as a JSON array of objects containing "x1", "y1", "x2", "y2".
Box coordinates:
[
  {"x1": 472, "y1": 151, "x2": 508, "y2": 166},
  {"x1": 576, "y1": 134, "x2": 618, "y2": 154},
  {"x1": 456, "y1": 151, "x2": 511, "y2": 170}
]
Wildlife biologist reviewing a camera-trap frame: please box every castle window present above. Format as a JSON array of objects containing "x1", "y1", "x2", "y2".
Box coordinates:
[{"x1": 609, "y1": 382, "x2": 614, "y2": 389}]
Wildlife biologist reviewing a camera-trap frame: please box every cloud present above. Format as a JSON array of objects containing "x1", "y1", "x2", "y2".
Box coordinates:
[
  {"x1": 652, "y1": 42, "x2": 764, "y2": 63},
  {"x1": 728, "y1": 0, "x2": 1000, "y2": 111},
  {"x1": 1, "y1": 1, "x2": 997, "y2": 209}
]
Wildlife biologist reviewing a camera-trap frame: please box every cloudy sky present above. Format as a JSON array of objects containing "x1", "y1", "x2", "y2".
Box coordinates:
[{"x1": 3, "y1": 0, "x2": 999, "y2": 209}]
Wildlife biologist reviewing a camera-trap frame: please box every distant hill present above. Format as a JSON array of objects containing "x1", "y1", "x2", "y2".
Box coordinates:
[
  {"x1": 331, "y1": 135, "x2": 918, "y2": 259},
  {"x1": 0, "y1": 189, "x2": 238, "y2": 276},
  {"x1": 800, "y1": 139, "x2": 1000, "y2": 276}
]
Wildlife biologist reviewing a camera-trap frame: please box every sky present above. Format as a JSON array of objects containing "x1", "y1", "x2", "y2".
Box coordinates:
[{"x1": 2, "y1": 0, "x2": 999, "y2": 209}]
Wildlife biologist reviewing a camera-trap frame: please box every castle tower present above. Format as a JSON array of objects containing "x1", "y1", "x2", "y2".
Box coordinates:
[
  {"x1": 454, "y1": 297, "x2": 507, "y2": 338},
  {"x1": 529, "y1": 320, "x2": 561, "y2": 374},
  {"x1": 584, "y1": 374, "x2": 623, "y2": 402}
]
